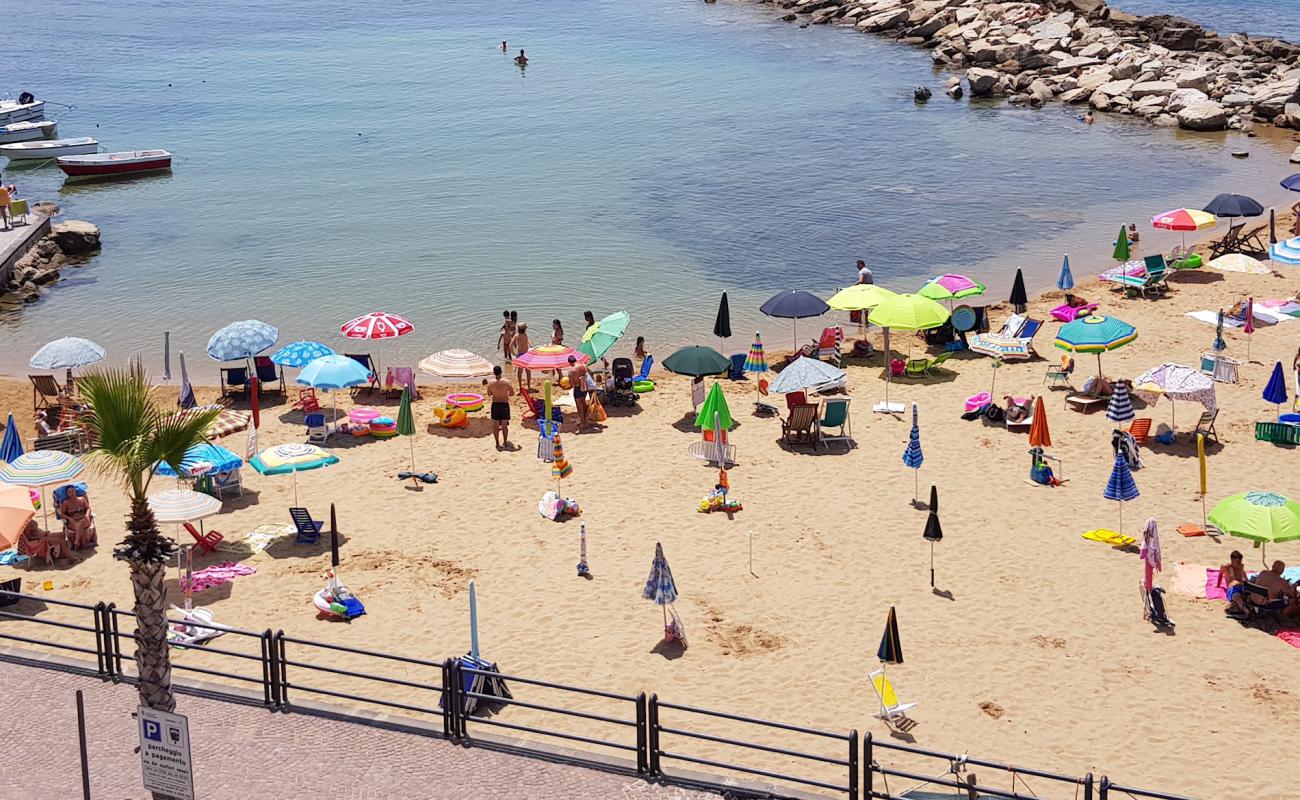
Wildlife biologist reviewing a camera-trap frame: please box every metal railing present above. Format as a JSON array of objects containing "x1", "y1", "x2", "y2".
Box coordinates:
[{"x1": 0, "y1": 588, "x2": 1195, "y2": 800}]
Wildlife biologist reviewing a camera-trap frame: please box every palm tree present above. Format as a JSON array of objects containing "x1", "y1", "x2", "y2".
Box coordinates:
[{"x1": 78, "y1": 366, "x2": 221, "y2": 712}]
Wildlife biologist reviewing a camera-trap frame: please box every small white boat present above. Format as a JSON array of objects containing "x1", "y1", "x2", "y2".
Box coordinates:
[
  {"x1": 58, "y1": 149, "x2": 172, "y2": 177},
  {"x1": 0, "y1": 99, "x2": 45, "y2": 125},
  {"x1": 0, "y1": 120, "x2": 57, "y2": 144},
  {"x1": 0, "y1": 137, "x2": 98, "y2": 161}
]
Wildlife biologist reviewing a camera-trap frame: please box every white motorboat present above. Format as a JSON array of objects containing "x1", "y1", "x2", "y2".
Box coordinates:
[
  {"x1": 0, "y1": 99, "x2": 45, "y2": 125},
  {"x1": 0, "y1": 137, "x2": 98, "y2": 161},
  {"x1": 0, "y1": 120, "x2": 57, "y2": 144}
]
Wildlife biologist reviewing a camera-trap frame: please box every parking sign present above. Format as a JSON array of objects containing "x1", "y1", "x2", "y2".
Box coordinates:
[{"x1": 138, "y1": 706, "x2": 195, "y2": 800}]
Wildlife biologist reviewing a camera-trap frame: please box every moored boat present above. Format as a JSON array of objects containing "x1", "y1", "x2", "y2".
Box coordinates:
[
  {"x1": 0, "y1": 99, "x2": 45, "y2": 125},
  {"x1": 0, "y1": 137, "x2": 98, "y2": 161},
  {"x1": 57, "y1": 149, "x2": 173, "y2": 177},
  {"x1": 0, "y1": 120, "x2": 57, "y2": 144}
]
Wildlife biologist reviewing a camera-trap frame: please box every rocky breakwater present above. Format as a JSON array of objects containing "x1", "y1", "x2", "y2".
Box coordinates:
[
  {"x1": 765, "y1": 0, "x2": 1300, "y2": 133},
  {"x1": 1, "y1": 218, "x2": 101, "y2": 305}
]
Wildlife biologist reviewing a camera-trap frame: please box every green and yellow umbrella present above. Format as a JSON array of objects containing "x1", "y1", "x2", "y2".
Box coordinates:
[{"x1": 868, "y1": 293, "x2": 950, "y2": 331}]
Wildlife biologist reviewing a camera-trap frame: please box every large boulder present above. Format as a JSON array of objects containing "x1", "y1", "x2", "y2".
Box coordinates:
[
  {"x1": 1060, "y1": 0, "x2": 1106, "y2": 17},
  {"x1": 1173, "y1": 69, "x2": 1211, "y2": 92},
  {"x1": 1130, "y1": 80, "x2": 1177, "y2": 99},
  {"x1": 966, "y1": 67, "x2": 1000, "y2": 97},
  {"x1": 1285, "y1": 102, "x2": 1300, "y2": 129},
  {"x1": 857, "y1": 8, "x2": 909, "y2": 31},
  {"x1": 1177, "y1": 99, "x2": 1229, "y2": 131},
  {"x1": 1095, "y1": 79, "x2": 1134, "y2": 97},
  {"x1": 50, "y1": 220, "x2": 101, "y2": 256},
  {"x1": 1166, "y1": 87, "x2": 1208, "y2": 113}
]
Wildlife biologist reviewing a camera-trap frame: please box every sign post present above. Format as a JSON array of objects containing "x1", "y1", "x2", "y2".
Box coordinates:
[{"x1": 138, "y1": 706, "x2": 195, "y2": 800}]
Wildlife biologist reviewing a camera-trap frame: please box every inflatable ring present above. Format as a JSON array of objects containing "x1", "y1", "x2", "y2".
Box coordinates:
[
  {"x1": 447, "y1": 392, "x2": 484, "y2": 411},
  {"x1": 434, "y1": 405, "x2": 469, "y2": 429},
  {"x1": 633, "y1": 379, "x2": 655, "y2": 393}
]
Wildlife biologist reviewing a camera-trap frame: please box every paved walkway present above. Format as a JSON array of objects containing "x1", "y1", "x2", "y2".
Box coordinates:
[{"x1": 0, "y1": 657, "x2": 715, "y2": 800}]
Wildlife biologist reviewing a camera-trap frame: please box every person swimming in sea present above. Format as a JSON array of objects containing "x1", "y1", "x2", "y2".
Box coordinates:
[
  {"x1": 500, "y1": 40, "x2": 508, "y2": 52},
  {"x1": 515, "y1": 49, "x2": 528, "y2": 66}
]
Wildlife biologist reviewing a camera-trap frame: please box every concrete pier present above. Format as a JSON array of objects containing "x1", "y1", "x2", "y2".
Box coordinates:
[{"x1": 0, "y1": 209, "x2": 51, "y2": 289}]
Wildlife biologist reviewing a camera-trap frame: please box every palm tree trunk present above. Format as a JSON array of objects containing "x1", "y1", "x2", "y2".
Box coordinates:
[{"x1": 119, "y1": 497, "x2": 176, "y2": 713}]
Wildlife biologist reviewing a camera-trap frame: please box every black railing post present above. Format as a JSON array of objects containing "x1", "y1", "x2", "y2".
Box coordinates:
[
  {"x1": 274, "y1": 631, "x2": 289, "y2": 709},
  {"x1": 647, "y1": 693, "x2": 661, "y2": 777},
  {"x1": 1099, "y1": 775, "x2": 1109, "y2": 800},
  {"x1": 848, "y1": 729, "x2": 859, "y2": 800},
  {"x1": 440, "y1": 658, "x2": 458, "y2": 741},
  {"x1": 454, "y1": 659, "x2": 468, "y2": 740},
  {"x1": 863, "y1": 732, "x2": 873, "y2": 799},
  {"x1": 260, "y1": 629, "x2": 275, "y2": 708},
  {"x1": 105, "y1": 603, "x2": 121, "y2": 681},
  {"x1": 635, "y1": 692, "x2": 648, "y2": 775},
  {"x1": 92, "y1": 602, "x2": 106, "y2": 677},
  {"x1": 1084, "y1": 772, "x2": 1094, "y2": 800}
]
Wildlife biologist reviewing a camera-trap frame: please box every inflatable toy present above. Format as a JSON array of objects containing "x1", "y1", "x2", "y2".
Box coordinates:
[
  {"x1": 369, "y1": 416, "x2": 398, "y2": 438},
  {"x1": 633, "y1": 379, "x2": 655, "y2": 393},
  {"x1": 433, "y1": 405, "x2": 469, "y2": 428},
  {"x1": 446, "y1": 392, "x2": 484, "y2": 411}
]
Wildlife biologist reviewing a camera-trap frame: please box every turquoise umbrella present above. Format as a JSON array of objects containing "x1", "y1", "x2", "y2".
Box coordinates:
[
  {"x1": 1054, "y1": 315, "x2": 1137, "y2": 380},
  {"x1": 577, "y1": 310, "x2": 630, "y2": 361}
]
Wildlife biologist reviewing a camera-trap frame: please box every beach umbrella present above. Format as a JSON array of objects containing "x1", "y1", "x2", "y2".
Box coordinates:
[
  {"x1": 514, "y1": 345, "x2": 589, "y2": 372},
  {"x1": 742, "y1": 332, "x2": 768, "y2": 408},
  {"x1": 1269, "y1": 236, "x2": 1300, "y2": 265},
  {"x1": 207, "y1": 320, "x2": 278, "y2": 362},
  {"x1": 923, "y1": 491, "x2": 942, "y2": 588},
  {"x1": 1209, "y1": 490, "x2": 1300, "y2": 563},
  {"x1": 468, "y1": 579, "x2": 480, "y2": 660},
  {"x1": 1212, "y1": 309, "x2": 1226, "y2": 352},
  {"x1": 1056, "y1": 255, "x2": 1074, "y2": 291},
  {"x1": 1243, "y1": 297, "x2": 1255, "y2": 362},
  {"x1": 1271, "y1": 208, "x2": 1277, "y2": 244},
  {"x1": 270, "y1": 340, "x2": 335, "y2": 368},
  {"x1": 340, "y1": 311, "x2": 414, "y2": 340},
  {"x1": 146, "y1": 488, "x2": 221, "y2": 524},
  {"x1": 1284, "y1": 174, "x2": 1300, "y2": 192},
  {"x1": 663, "y1": 345, "x2": 729, "y2": 378},
  {"x1": 250, "y1": 443, "x2": 339, "y2": 506},
  {"x1": 1, "y1": 413, "x2": 23, "y2": 463},
  {"x1": 0, "y1": 484, "x2": 36, "y2": 551},
  {"x1": 578, "y1": 310, "x2": 630, "y2": 362},
  {"x1": 1054, "y1": 315, "x2": 1137, "y2": 380},
  {"x1": 767, "y1": 357, "x2": 845, "y2": 396},
  {"x1": 250, "y1": 375, "x2": 260, "y2": 430},
  {"x1": 919, "y1": 274, "x2": 985, "y2": 303},
  {"x1": 1106, "y1": 381, "x2": 1135, "y2": 424},
  {"x1": 1263, "y1": 361, "x2": 1288, "y2": 418},
  {"x1": 693, "y1": 382, "x2": 734, "y2": 430},
  {"x1": 298, "y1": 354, "x2": 372, "y2": 423},
  {"x1": 0, "y1": 450, "x2": 85, "y2": 529},
  {"x1": 1202, "y1": 193, "x2": 1263, "y2": 219},
  {"x1": 713, "y1": 293, "x2": 732, "y2": 349},
  {"x1": 30, "y1": 336, "x2": 106, "y2": 392},
  {"x1": 1103, "y1": 451, "x2": 1139, "y2": 536},
  {"x1": 178, "y1": 351, "x2": 196, "y2": 409},
  {"x1": 901, "y1": 403, "x2": 923, "y2": 502},
  {"x1": 1112, "y1": 225, "x2": 1130, "y2": 263},
  {"x1": 397, "y1": 386, "x2": 417, "y2": 480},
  {"x1": 1208, "y1": 254, "x2": 1269, "y2": 275},
  {"x1": 577, "y1": 522, "x2": 589, "y2": 577},
  {"x1": 419, "y1": 349, "x2": 494, "y2": 379},
  {"x1": 163, "y1": 331, "x2": 172, "y2": 382},
  {"x1": 1140, "y1": 518, "x2": 1161, "y2": 591},
  {"x1": 760, "y1": 290, "x2": 829, "y2": 353},
  {"x1": 329, "y1": 504, "x2": 341, "y2": 582},
  {"x1": 153, "y1": 443, "x2": 242, "y2": 478},
  {"x1": 642, "y1": 542, "x2": 679, "y2": 635},
  {"x1": 877, "y1": 606, "x2": 902, "y2": 665},
  {"x1": 1152, "y1": 209, "x2": 1215, "y2": 254},
  {"x1": 1190, "y1": 432, "x2": 1209, "y2": 534},
  {"x1": 826, "y1": 284, "x2": 896, "y2": 312},
  {"x1": 870, "y1": 293, "x2": 951, "y2": 332},
  {"x1": 928, "y1": 484, "x2": 938, "y2": 515},
  {"x1": 551, "y1": 433, "x2": 573, "y2": 492},
  {"x1": 1009, "y1": 269, "x2": 1028, "y2": 314},
  {"x1": 1133, "y1": 362, "x2": 1216, "y2": 431},
  {"x1": 1028, "y1": 396, "x2": 1050, "y2": 448}
]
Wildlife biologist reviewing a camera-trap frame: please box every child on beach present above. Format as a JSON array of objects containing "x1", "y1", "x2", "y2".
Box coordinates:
[
  {"x1": 499, "y1": 311, "x2": 516, "y2": 360},
  {"x1": 635, "y1": 336, "x2": 648, "y2": 362},
  {"x1": 0, "y1": 180, "x2": 11, "y2": 231},
  {"x1": 513, "y1": 323, "x2": 531, "y2": 389},
  {"x1": 552, "y1": 319, "x2": 564, "y2": 346}
]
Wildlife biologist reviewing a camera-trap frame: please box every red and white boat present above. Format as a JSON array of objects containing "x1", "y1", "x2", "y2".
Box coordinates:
[{"x1": 57, "y1": 149, "x2": 172, "y2": 177}]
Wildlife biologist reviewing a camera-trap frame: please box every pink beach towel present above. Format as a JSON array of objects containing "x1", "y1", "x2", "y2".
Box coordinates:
[
  {"x1": 1205, "y1": 568, "x2": 1228, "y2": 601},
  {"x1": 180, "y1": 561, "x2": 256, "y2": 593},
  {"x1": 1276, "y1": 630, "x2": 1300, "y2": 649}
]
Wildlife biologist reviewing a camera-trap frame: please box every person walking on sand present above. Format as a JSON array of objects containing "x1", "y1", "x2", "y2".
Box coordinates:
[
  {"x1": 486, "y1": 365, "x2": 515, "y2": 450},
  {"x1": 568, "y1": 355, "x2": 590, "y2": 430},
  {"x1": 513, "y1": 323, "x2": 532, "y2": 390}
]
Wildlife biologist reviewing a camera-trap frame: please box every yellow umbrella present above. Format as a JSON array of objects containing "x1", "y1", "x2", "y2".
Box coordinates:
[
  {"x1": 1208, "y1": 254, "x2": 1270, "y2": 274},
  {"x1": 826, "y1": 284, "x2": 896, "y2": 311}
]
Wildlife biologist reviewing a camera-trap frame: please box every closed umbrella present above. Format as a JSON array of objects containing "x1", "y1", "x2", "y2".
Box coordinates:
[
  {"x1": 901, "y1": 403, "x2": 923, "y2": 502},
  {"x1": 642, "y1": 542, "x2": 679, "y2": 636},
  {"x1": 178, "y1": 351, "x2": 196, "y2": 409},
  {"x1": 694, "y1": 382, "x2": 733, "y2": 431},
  {"x1": 760, "y1": 290, "x2": 829, "y2": 353},
  {"x1": 1263, "y1": 361, "x2": 1288, "y2": 419},
  {"x1": 163, "y1": 331, "x2": 172, "y2": 382},
  {"x1": 713, "y1": 292, "x2": 732, "y2": 350},
  {"x1": 1202, "y1": 193, "x2": 1263, "y2": 219},
  {"x1": 767, "y1": 357, "x2": 845, "y2": 396},
  {"x1": 0, "y1": 413, "x2": 23, "y2": 463},
  {"x1": 270, "y1": 341, "x2": 335, "y2": 368},
  {"x1": 1244, "y1": 297, "x2": 1255, "y2": 362},
  {"x1": 1213, "y1": 309, "x2": 1226, "y2": 352},
  {"x1": 1112, "y1": 225, "x2": 1131, "y2": 263},
  {"x1": 397, "y1": 386, "x2": 417, "y2": 481},
  {"x1": 207, "y1": 320, "x2": 278, "y2": 362},
  {"x1": 1103, "y1": 451, "x2": 1140, "y2": 536},
  {"x1": 1057, "y1": 255, "x2": 1074, "y2": 291},
  {"x1": 1140, "y1": 517, "x2": 1161, "y2": 591},
  {"x1": 250, "y1": 443, "x2": 339, "y2": 506},
  {"x1": 1009, "y1": 269, "x2": 1028, "y2": 314},
  {"x1": 742, "y1": 333, "x2": 769, "y2": 410},
  {"x1": 0, "y1": 450, "x2": 85, "y2": 529},
  {"x1": 923, "y1": 491, "x2": 942, "y2": 588},
  {"x1": 1054, "y1": 315, "x2": 1138, "y2": 381},
  {"x1": 877, "y1": 607, "x2": 902, "y2": 664},
  {"x1": 551, "y1": 433, "x2": 573, "y2": 492},
  {"x1": 1209, "y1": 490, "x2": 1300, "y2": 563},
  {"x1": 577, "y1": 310, "x2": 630, "y2": 362},
  {"x1": 663, "y1": 346, "x2": 729, "y2": 378},
  {"x1": 418, "y1": 349, "x2": 495, "y2": 379},
  {"x1": 928, "y1": 484, "x2": 938, "y2": 515},
  {"x1": 1028, "y1": 396, "x2": 1050, "y2": 448},
  {"x1": 1106, "y1": 381, "x2": 1135, "y2": 424}
]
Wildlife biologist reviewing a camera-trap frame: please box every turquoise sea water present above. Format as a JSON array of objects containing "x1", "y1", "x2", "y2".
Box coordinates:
[{"x1": 0, "y1": 0, "x2": 1293, "y2": 372}]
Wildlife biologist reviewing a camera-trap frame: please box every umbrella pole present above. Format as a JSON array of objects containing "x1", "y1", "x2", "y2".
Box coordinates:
[
  {"x1": 930, "y1": 541, "x2": 935, "y2": 588},
  {"x1": 1119, "y1": 501, "x2": 1123, "y2": 537},
  {"x1": 292, "y1": 469, "x2": 299, "y2": 507},
  {"x1": 41, "y1": 487, "x2": 48, "y2": 530},
  {"x1": 662, "y1": 603, "x2": 668, "y2": 636},
  {"x1": 914, "y1": 469, "x2": 918, "y2": 503},
  {"x1": 1096, "y1": 353, "x2": 1104, "y2": 383}
]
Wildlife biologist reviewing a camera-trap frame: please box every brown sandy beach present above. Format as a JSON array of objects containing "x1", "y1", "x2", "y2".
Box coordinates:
[{"x1": 3, "y1": 230, "x2": 1300, "y2": 796}]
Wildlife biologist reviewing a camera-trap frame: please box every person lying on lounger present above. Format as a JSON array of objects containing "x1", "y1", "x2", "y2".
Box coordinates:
[{"x1": 1003, "y1": 396, "x2": 1033, "y2": 423}]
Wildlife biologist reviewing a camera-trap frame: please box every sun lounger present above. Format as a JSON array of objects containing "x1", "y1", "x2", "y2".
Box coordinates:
[
  {"x1": 1199, "y1": 352, "x2": 1240, "y2": 384},
  {"x1": 1209, "y1": 221, "x2": 1270, "y2": 260},
  {"x1": 817, "y1": 398, "x2": 852, "y2": 450},
  {"x1": 33, "y1": 430, "x2": 82, "y2": 454},
  {"x1": 869, "y1": 669, "x2": 916, "y2": 724},
  {"x1": 1254, "y1": 420, "x2": 1300, "y2": 445},
  {"x1": 782, "y1": 404, "x2": 819, "y2": 446},
  {"x1": 184, "y1": 522, "x2": 224, "y2": 555},
  {"x1": 688, "y1": 428, "x2": 737, "y2": 468},
  {"x1": 1066, "y1": 395, "x2": 1107, "y2": 413},
  {"x1": 1110, "y1": 256, "x2": 1167, "y2": 297},
  {"x1": 1082, "y1": 529, "x2": 1136, "y2": 548},
  {"x1": 30, "y1": 374, "x2": 61, "y2": 412},
  {"x1": 289, "y1": 507, "x2": 323, "y2": 544},
  {"x1": 969, "y1": 318, "x2": 1042, "y2": 361}
]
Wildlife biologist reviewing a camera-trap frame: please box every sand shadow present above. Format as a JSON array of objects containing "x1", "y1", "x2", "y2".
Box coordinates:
[
  {"x1": 651, "y1": 638, "x2": 686, "y2": 660},
  {"x1": 426, "y1": 420, "x2": 493, "y2": 440},
  {"x1": 216, "y1": 489, "x2": 262, "y2": 512},
  {"x1": 0, "y1": 590, "x2": 48, "y2": 621},
  {"x1": 164, "y1": 578, "x2": 235, "y2": 608},
  {"x1": 887, "y1": 723, "x2": 918, "y2": 742},
  {"x1": 1166, "y1": 270, "x2": 1224, "y2": 286},
  {"x1": 261, "y1": 529, "x2": 350, "y2": 560},
  {"x1": 603, "y1": 401, "x2": 643, "y2": 418}
]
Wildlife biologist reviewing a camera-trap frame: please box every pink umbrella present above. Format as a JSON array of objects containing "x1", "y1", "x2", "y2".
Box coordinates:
[
  {"x1": 1244, "y1": 297, "x2": 1255, "y2": 362},
  {"x1": 340, "y1": 311, "x2": 415, "y2": 340},
  {"x1": 513, "y1": 345, "x2": 590, "y2": 371}
]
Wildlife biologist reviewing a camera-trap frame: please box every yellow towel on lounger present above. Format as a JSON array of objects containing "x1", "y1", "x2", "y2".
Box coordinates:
[{"x1": 1082, "y1": 529, "x2": 1137, "y2": 547}]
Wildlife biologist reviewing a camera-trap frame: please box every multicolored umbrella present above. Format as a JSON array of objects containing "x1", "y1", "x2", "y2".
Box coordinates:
[
  {"x1": 0, "y1": 413, "x2": 23, "y2": 463},
  {"x1": 270, "y1": 341, "x2": 335, "y2": 368},
  {"x1": 877, "y1": 606, "x2": 902, "y2": 664},
  {"x1": 250, "y1": 443, "x2": 338, "y2": 505},
  {"x1": 1152, "y1": 208, "x2": 1215, "y2": 232},
  {"x1": 1263, "y1": 361, "x2": 1288, "y2": 418},
  {"x1": 743, "y1": 333, "x2": 769, "y2": 410},
  {"x1": 551, "y1": 434, "x2": 573, "y2": 483},
  {"x1": 642, "y1": 541, "x2": 679, "y2": 633},
  {"x1": 1028, "y1": 396, "x2": 1050, "y2": 448},
  {"x1": 340, "y1": 311, "x2": 414, "y2": 340},
  {"x1": 418, "y1": 349, "x2": 495, "y2": 379},
  {"x1": 153, "y1": 443, "x2": 242, "y2": 478},
  {"x1": 1104, "y1": 451, "x2": 1139, "y2": 535},
  {"x1": 147, "y1": 488, "x2": 221, "y2": 523},
  {"x1": 0, "y1": 484, "x2": 37, "y2": 551},
  {"x1": 1133, "y1": 362, "x2": 1216, "y2": 429},
  {"x1": 1054, "y1": 315, "x2": 1137, "y2": 380},
  {"x1": 1056, "y1": 255, "x2": 1074, "y2": 291},
  {"x1": 1209, "y1": 490, "x2": 1300, "y2": 561},
  {"x1": 207, "y1": 320, "x2": 279, "y2": 362},
  {"x1": 0, "y1": 450, "x2": 85, "y2": 528},
  {"x1": 1271, "y1": 235, "x2": 1300, "y2": 265},
  {"x1": 1106, "y1": 381, "x2": 1134, "y2": 424},
  {"x1": 663, "y1": 346, "x2": 729, "y2": 378},
  {"x1": 514, "y1": 345, "x2": 589, "y2": 372},
  {"x1": 902, "y1": 403, "x2": 923, "y2": 501},
  {"x1": 1112, "y1": 225, "x2": 1131, "y2": 263},
  {"x1": 919, "y1": 274, "x2": 985, "y2": 303},
  {"x1": 577, "y1": 310, "x2": 630, "y2": 362},
  {"x1": 694, "y1": 382, "x2": 734, "y2": 431}
]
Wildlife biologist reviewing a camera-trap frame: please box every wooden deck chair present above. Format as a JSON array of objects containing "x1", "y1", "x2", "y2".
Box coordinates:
[
  {"x1": 183, "y1": 522, "x2": 224, "y2": 555},
  {"x1": 30, "y1": 374, "x2": 61, "y2": 412},
  {"x1": 1193, "y1": 409, "x2": 1218, "y2": 443},
  {"x1": 817, "y1": 398, "x2": 851, "y2": 449},
  {"x1": 1127, "y1": 418, "x2": 1152, "y2": 444},
  {"x1": 1208, "y1": 222, "x2": 1244, "y2": 260},
  {"x1": 869, "y1": 669, "x2": 916, "y2": 724},
  {"x1": 782, "y1": 404, "x2": 819, "y2": 446}
]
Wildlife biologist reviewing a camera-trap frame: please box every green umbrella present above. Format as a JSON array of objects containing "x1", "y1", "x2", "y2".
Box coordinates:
[
  {"x1": 397, "y1": 385, "x2": 416, "y2": 481},
  {"x1": 693, "y1": 382, "x2": 733, "y2": 430},
  {"x1": 1208, "y1": 490, "x2": 1300, "y2": 563},
  {"x1": 577, "y1": 310, "x2": 630, "y2": 361},
  {"x1": 1112, "y1": 225, "x2": 1130, "y2": 262},
  {"x1": 663, "y1": 345, "x2": 730, "y2": 377},
  {"x1": 868, "y1": 293, "x2": 950, "y2": 331}
]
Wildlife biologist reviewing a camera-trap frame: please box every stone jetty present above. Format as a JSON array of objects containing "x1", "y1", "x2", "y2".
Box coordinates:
[
  {"x1": 1, "y1": 219, "x2": 101, "y2": 305},
  {"x1": 762, "y1": 0, "x2": 1300, "y2": 132}
]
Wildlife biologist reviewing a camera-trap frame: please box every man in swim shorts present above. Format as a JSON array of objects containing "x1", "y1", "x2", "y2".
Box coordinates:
[
  {"x1": 1221, "y1": 550, "x2": 1248, "y2": 613},
  {"x1": 568, "y1": 355, "x2": 589, "y2": 430},
  {"x1": 486, "y1": 365, "x2": 515, "y2": 450}
]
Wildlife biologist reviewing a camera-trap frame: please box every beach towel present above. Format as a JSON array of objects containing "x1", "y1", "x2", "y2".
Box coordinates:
[
  {"x1": 233, "y1": 523, "x2": 294, "y2": 553},
  {"x1": 1082, "y1": 529, "x2": 1136, "y2": 548},
  {"x1": 1170, "y1": 563, "x2": 1209, "y2": 597},
  {"x1": 0, "y1": 549, "x2": 28, "y2": 566},
  {"x1": 180, "y1": 562, "x2": 256, "y2": 593},
  {"x1": 1204, "y1": 568, "x2": 1228, "y2": 601},
  {"x1": 1276, "y1": 630, "x2": 1300, "y2": 649},
  {"x1": 1186, "y1": 310, "x2": 1245, "y2": 328}
]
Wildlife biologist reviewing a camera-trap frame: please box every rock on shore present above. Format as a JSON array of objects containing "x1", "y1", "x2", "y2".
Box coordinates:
[
  {"x1": 2, "y1": 220, "x2": 101, "y2": 304},
  {"x1": 762, "y1": 0, "x2": 1300, "y2": 133}
]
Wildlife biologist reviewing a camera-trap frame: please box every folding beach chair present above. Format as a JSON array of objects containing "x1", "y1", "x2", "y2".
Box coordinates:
[
  {"x1": 904, "y1": 351, "x2": 951, "y2": 377},
  {"x1": 184, "y1": 522, "x2": 224, "y2": 555},
  {"x1": 30, "y1": 374, "x2": 61, "y2": 412},
  {"x1": 1207, "y1": 222, "x2": 1244, "y2": 260},
  {"x1": 253, "y1": 356, "x2": 284, "y2": 394},
  {"x1": 213, "y1": 468, "x2": 242, "y2": 499},
  {"x1": 289, "y1": 507, "x2": 323, "y2": 544},
  {"x1": 782, "y1": 404, "x2": 819, "y2": 446},
  {"x1": 1127, "y1": 418, "x2": 1152, "y2": 445},
  {"x1": 817, "y1": 397, "x2": 851, "y2": 450},
  {"x1": 1193, "y1": 409, "x2": 1218, "y2": 443},
  {"x1": 727, "y1": 353, "x2": 747, "y2": 381},
  {"x1": 345, "y1": 353, "x2": 380, "y2": 396},
  {"x1": 869, "y1": 669, "x2": 916, "y2": 724},
  {"x1": 1043, "y1": 355, "x2": 1074, "y2": 389},
  {"x1": 633, "y1": 354, "x2": 655, "y2": 383},
  {"x1": 1140, "y1": 584, "x2": 1174, "y2": 630},
  {"x1": 687, "y1": 428, "x2": 737, "y2": 468},
  {"x1": 220, "y1": 366, "x2": 248, "y2": 398}
]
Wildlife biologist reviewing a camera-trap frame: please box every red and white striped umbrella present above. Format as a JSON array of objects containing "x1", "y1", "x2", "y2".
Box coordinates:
[{"x1": 340, "y1": 312, "x2": 414, "y2": 340}]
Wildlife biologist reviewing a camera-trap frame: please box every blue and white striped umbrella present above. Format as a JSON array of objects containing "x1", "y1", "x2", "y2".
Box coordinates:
[
  {"x1": 0, "y1": 413, "x2": 23, "y2": 463},
  {"x1": 1106, "y1": 381, "x2": 1134, "y2": 423},
  {"x1": 0, "y1": 450, "x2": 85, "y2": 487},
  {"x1": 1104, "y1": 451, "x2": 1139, "y2": 503},
  {"x1": 271, "y1": 340, "x2": 335, "y2": 368},
  {"x1": 642, "y1": 542, "x2": 678, "y2": 606},
  {"x1": 902, "y1": 403, "x2": 924, "y2": 501},
  {"x1": 1056, "y1": 255, "x2": 1074, "y2": 291},
  {"x1": 29, "y1": 337, "x2": 105, "y2": 369},
  {"x1": 206, "y1": 320, "x2": 279, "y2": 362}
]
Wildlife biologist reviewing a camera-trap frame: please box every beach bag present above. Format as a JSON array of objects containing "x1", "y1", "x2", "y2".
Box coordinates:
[{"x1": 587, "y1": 392, "x2": 607, "y2": 422}]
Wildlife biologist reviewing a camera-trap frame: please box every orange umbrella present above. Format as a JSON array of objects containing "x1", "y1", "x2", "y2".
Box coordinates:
[
  {"x1": 1028, "y1": 396, "x2": 1051, "y2": 447},
  {"x1": 0, "y1": 484, "x2": 36, "y2": 550}
]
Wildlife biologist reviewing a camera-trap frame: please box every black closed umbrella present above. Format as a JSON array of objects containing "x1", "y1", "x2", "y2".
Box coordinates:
[
  {"x1": 927, "y1": 483, "x2": 938, "y2": 514},
  {"x1": 1202, "y1": 193, "x2": 1264, "y2": 219},
  {"x1": 760, "y1": 290, "x2": 829, "y2": 354},
  {"x1": 330, "y1": 503, "x2": 340, "y2": 570},
  {"x1": 1009, "y1": 269, "x2": 1027, "y2": 314},
  {"x1": 714, "y1": 292, "x2": 732, "y2": 347},
  {"x1": 923, "y1": 487, "x2": 943, "y2": 588},
  {"x1": 877, "y1": 607, "x2": 902, "y2": 664}
]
